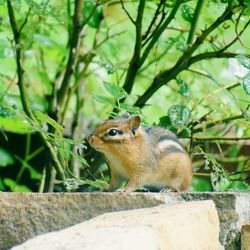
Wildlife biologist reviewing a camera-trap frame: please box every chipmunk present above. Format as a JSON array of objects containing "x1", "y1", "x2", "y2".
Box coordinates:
[{"x1": 88, "y1": 113, "x2": 192, "y2": 192}]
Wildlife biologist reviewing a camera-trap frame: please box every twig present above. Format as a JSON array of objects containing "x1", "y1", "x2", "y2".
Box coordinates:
[
  {"x1": 142, "y1": 0, "x2": 165, "y2": 41},
  {"x1": 19, "y1": 7, "x2": 31, "y2": 34},
  {"x1": 192, "y1": 114, "x2": 244, "y2": 133},
  {"x1": 195, "y1": 82, "x2": 241, "y2": 108},
  {"x1": 235, "y1": 8, "x2": 250, "y2": 49},
  {"x1": 194, "y1": 136, "x2": 250, "y2": 141},
  {"x1": 141, "y1": 6, "x2": 167, "y2": 48},
  {"x1": 120, "y1": 0, "x2": 135, "y2": 24},
  {"x1": 187, "y1": 0, "x2": 204, "y2": 45},
  {"x1": 7, "y1": 0, "x2": 65, "y2": 181},
  {"x1": 189, "y1": 51, "x2": 248, "y2": 65},
  {"x1": 134, "y1": 2, "x2": 235, "y2": 107},
  {"x1": 122, "y1": 0, "x2": 146, "y2": 94},
  {"x1": 57, "y1": 0, "x2": 82, "y2": 108},
  {"x1": 140, "y1": 0, "x2": 182, "y2": 66}
]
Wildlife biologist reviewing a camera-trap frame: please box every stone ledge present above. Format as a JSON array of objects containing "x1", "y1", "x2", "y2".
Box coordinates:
[
  {"x1": 0, "y1": 192, "x2": 250, "y2": 249},
  {"x1": 11, "y1": 201, "x2": 220, "y2": 250}
]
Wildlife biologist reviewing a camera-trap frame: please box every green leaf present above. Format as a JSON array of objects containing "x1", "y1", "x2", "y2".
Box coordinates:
[
  {"x1": 34, "y1": 111, "x2": 64, "y2": 134},
  {"x1": 103, "y1": 81, "x2": 128, "y2": 100},
  {"x1": 82, "y1": 0, "x2": 102, "y2": 28},
  {"x1": 236, "y1": 55, "x2": 250, "y2": 69},
  {"x1": 83, "y1": 179, "x2": 109, "y2": 190},
  {"x1": 0, "y1": 148, "x2": 14, "y2": 167},
  {"x1": 3, "y1": 178, "x2": 32, "y2": 192},
  {"x1": 93, "y1": 95, "x2": 115, "y2": 105},
  {"x1": 158, "y1": 115, "x2": 172, "y2": 127},
  {"x1": 241, "y1": 72, "x2": 250, "y2": 95},
  {"x1": 229, "y1": 181, "x2": 249, "y2": 191},
  {"x1": 181, "y1": 4, "x2": 194, "y2": 22},
  {"x1": 27, "y1": 166, "x2": 42, "y2": 180},
  {"x1": 168, "y1": 105, "x2": 190, "y2": 126},
  {"x1": 176, "y1": 78, "x2": 190, "y2": 97},
  {"x1": 0, "y1": 105, "x2": 15, "y2": 118},
  {"x1": 191, "y1": 176, "x2": 212, "y2": 192},
  {"x1": 120, "y1": 103, "x2": 141, "y2": 114},
  {"x1": 211, "y1": 173, "x2": 232, "y2": 192},
  {"x1": 0, "y1": 117, "x2": 31, "y2": 134}
]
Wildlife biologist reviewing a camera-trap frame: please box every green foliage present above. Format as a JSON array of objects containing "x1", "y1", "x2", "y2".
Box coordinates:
[
  {"x1": 0, "y1": 147, "x2": 14, "y2": 167},
  {"x1": 168, "y1": 105, "x2": 190, "y2": 126},
  {"x1": 0, "y1": 0, "x2": 250, "y2": 192},
  {"x1": 82, "y1": 0, "x2": 103, "y2": 28}
]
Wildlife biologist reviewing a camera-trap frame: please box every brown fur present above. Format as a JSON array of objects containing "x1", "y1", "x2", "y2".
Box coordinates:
[{"x1": 88, "y1": 114, "x2": 192, "y2": 191}]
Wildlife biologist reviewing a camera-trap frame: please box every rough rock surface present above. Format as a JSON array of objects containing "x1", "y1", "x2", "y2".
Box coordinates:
[
  {"x1": 11, "y1": 201, "x2": 220, "y2": 250},
  {"x1": 0, "y1": 192, "x2": 250, "y2": 249},
  {"x1": 241, "y1": 225, "x2": 250, "y2": 250}
]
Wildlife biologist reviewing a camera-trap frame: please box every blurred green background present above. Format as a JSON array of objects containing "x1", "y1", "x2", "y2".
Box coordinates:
[{"x1": 0, "y1": 0, "x2": 250, "y2": 192}]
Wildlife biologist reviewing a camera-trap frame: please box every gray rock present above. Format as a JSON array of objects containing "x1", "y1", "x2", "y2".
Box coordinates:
[
  {"x1": 241, "y1": 225, "x2": 250, "y2": 250},
  {"x1": 0, "y1": 192, "x2": 250, "y2": 249},
  {"x1": 11, "y1": 201, "x2": 220, "y2": 250}
]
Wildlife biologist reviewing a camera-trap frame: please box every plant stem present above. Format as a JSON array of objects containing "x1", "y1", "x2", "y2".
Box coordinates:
[
  {"x1": 135, "y1": 2, "x2": 234, "y2": 107},
  {"x1": 57, "y1": 0, "x2": 82, "y2": 108},
  {"x1": 7, "y1": 0, "x2": 65, "y2": 182},
  {"x1": 187, "y1": 0, "x2": 204, "y2": 45},
  {"x1": 140, "y1": 0, "x2": 181, "y2": 65},
  {"x1": 122, "y1": 0, "x2": 145, "y2": 94},
  {"x1": 194, "y1": 136, "x2": 250, "y2": 141}
]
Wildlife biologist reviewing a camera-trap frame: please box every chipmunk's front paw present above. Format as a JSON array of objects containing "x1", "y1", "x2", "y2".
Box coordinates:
[
  {"x1": 116, "y1": 188, "x2": 134, "y2": 193},
  {"x1": 160, "y1": 187, "x2": 179, "y2": 193}
]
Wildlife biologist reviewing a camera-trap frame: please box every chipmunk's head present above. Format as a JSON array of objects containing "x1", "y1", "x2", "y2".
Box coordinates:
[{"x1": 88, "y1": 113, "x2": 142, "y2": 153}]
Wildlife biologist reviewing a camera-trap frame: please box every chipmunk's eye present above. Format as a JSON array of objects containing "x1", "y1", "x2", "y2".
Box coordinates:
[{"x1": 107, "y1": 129, "x2": 119, "y2": 136}]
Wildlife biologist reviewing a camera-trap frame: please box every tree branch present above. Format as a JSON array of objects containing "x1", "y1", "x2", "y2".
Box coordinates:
[
  {"x1": 140, "y1": 0, "x2": 182, "y2": 66},
  {"x1": 7, "y1": 0, "x2": 65, "y2": 182},
  {"x1": 189, "y1": 51, "x2": 248, "y2": 65},
  {"x1": 187, "y1": 0, "x2": 204, "y2": 45},
  {"x1": 194, "y1": 136, "x2": 250, "y2": 141},
  {"x1": 142, "y1": 0, "x2": 165, "y2": 42},
  {"x1": 192, "y1": 114, "x2": 244, "y2": 134},
  {"x1": 57, "y1": 0, "x2": 82, "y2": 108},
  {"x1": 134, "y1": 2, "x2": 235, "y2": 108},
  {"x1": 122, "y1": 0, "x2": 145, "y2": 94},
  {"x1": 120, "y1": 0, "x2": 135, "y2": 24}
]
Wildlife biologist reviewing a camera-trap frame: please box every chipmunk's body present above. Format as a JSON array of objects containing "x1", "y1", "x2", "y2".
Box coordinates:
[{"x1": 88, "y1": 113, "x2": 192, "y2": 191}]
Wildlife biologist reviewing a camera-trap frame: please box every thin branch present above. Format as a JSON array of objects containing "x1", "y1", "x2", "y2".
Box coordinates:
[
  {"x1": 235, "y1": 8, "x2": 250, "y2": 49},
  {"x1": 187, "y1": 0, "x2": 204, "y2": 45},
  {"x1": 194, "y1": 136, "x2": 250, "y2": 141},
  {"x1": 120, "y1": 0, "x2": 135, "y2": 24},
  {"x1": 192, "y1": 114, "x2": 244, "y2": 134},
  {"x1": 142, "y1": 0, "x2": 165, "y2": 41},
  {"x1": 7, "y1": 0, "x2": 32, "y2": 118},
  {"x1": 19, "y1": 7, "x2": 31, "y2": 34},
  {"x1": 134, "y1": 2, "x2": 235, "y2": 108},
  {"x1": 57, "y1": 0, "x2": 82, "y2": 108},
  {"x1": 189, "y1": 51, "x2": 247, "y2": 65},
  {"x1": 7, "y1": 0, "x2": 65, "y2": 181},
  {"x1": 142, "y1": 6, "x2": 167, "y2": 48},
  {"x1": 122, "y1": 0, "x2": 146, "y2": 94},
  {"x1": 140, "y1": 0, "x2": 182, "y2": 66},
  {"x1": 221, "y1": 16, "x2": 250, "y2": 52},
  {"x1": 195, "y1": 82, "x2": 241, "y2": 108}
]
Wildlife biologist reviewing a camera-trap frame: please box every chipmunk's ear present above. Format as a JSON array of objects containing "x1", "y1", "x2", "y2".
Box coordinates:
[{"x1": 129, "y1": 115, "x2": 141, "y2": 135}]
